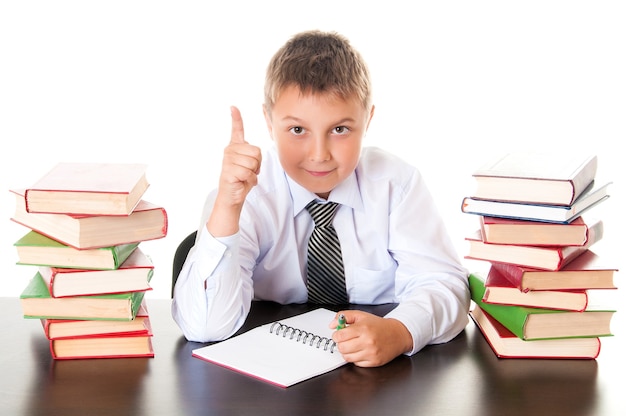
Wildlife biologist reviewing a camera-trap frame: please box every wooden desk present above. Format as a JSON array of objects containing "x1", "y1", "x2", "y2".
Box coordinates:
[{"x1": 0, "y1": 297, "x2": 623, "y2": 416}]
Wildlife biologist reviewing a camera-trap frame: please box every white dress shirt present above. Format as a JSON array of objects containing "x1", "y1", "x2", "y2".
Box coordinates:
[{"x1": 172, "y1": 146, "x2": 470, "y2": 355}]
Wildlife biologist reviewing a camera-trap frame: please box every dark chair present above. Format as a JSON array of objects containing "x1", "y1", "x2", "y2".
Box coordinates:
[{"x1": 171, "y1": 231, "x2": 197, "y2": 298}]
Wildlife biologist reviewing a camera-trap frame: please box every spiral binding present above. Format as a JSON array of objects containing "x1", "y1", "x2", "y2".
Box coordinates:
[{"x1": 269, "y1": 322, "x2": 337, "y2": 353}]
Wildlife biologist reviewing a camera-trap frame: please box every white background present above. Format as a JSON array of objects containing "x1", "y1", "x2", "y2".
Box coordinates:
[{"x1": 1, "y1": 1, "x2": 623, "y2": 303}]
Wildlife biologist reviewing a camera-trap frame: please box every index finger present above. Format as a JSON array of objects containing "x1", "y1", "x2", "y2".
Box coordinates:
[{"x1": 230, "y1": 106, "x2": 246, "y2": 144}]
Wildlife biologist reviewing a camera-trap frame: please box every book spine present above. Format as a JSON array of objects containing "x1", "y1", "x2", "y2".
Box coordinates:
[
  {"x1": 469, "y1": 273, "x2": 528, "y2": 339},
  {"x1": 570, "y1": 156, "x2": 598, "y2": 203},
  {"x1": 49, "y1": 270, "x2": 58, "y2": 298},
  {"x1": 130, "y1": 290, "x2": 147, "y2": 319},
  {"x1": 582, "y1": 293, "x2": 590, "y2": 312},
  {"x1": 49, "y1": 339, "x2": 57, "y2": 358},
  {"x1": 112, "y1": 243, "x2": 140, "y2": 269},
  {"x1": 23, "y1": 189, "x2": 33, "y2": 213},
  {"x1": 159, "y1": 207, "x2": 169, "y2": 236},
  {"x1": 40, "y1": 319, "x2": 52, "y2": 339},
  {"x1": 557, "y1": 220, "x2": 603, "y2": 270},
  {"x1": 586, "y1": 219, "x2": 604, "y2": 247},
  {"x1": 489, "y1": 262, "x2": 525, "y2": 290}
]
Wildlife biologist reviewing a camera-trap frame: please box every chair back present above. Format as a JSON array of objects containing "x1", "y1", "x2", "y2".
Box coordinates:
[{"x1": 171, "y1": 231, "x2": 197, "y2": 298}]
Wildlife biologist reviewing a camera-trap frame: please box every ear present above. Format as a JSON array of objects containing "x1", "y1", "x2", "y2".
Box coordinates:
[
  {"x1": 262, "y1": 104, "x2": 274, "y2": 140},
  {"x1": 365, "y1": 104, "x2": 375, "y2": 131}
]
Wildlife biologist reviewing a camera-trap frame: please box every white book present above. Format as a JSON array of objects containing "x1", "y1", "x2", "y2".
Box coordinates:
[
  {"x1": 471, "y1": 152, "x2": 597, "y2": 206},
  {"x1": 192, "y1": 308, "x2": 346, "y2": 388},
  {"x1": 461, "y1": 180, "x2": 611, "y2": 224}
]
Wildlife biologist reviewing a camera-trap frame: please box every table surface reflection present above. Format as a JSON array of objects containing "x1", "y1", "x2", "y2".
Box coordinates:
[{"x1": 0, "y1": 297, "x2": 623, "y2": 416}]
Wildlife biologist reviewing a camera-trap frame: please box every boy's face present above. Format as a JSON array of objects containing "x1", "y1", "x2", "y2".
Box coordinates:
[{"x1": 264, "y1": 85, "x2": 374, "y2": 199}]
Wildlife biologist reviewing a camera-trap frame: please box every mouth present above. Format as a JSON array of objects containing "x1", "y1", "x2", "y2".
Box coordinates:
[{"x1": 306, "y1": 170, "x2": 332, "y2": 177}]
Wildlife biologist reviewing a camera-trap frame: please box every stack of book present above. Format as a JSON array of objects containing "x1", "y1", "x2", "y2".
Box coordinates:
[
  {"x1": 460, "y1": 152, "x2": 618, "y2": 359},
  {"x1": 10, "y1": 162, "x2": 168, "y2": 359}
]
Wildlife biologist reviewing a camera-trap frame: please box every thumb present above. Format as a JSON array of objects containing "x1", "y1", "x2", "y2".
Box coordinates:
[{"x1": 230, "y1": 106, "x2": 246, "y2": 144}]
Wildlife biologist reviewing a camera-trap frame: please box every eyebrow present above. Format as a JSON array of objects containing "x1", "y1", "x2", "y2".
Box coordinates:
[{"x1": 279, "y1": 116, "x2": 357, "y2": 125}]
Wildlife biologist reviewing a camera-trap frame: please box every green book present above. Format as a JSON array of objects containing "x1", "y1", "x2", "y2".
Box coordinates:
[
  {"x1": 468, "y1": 273, "x2": 615, "y2": 340},
  {"x1": 14, "y1": 230, "x2": 139, "y2": 270},
  {"x1": 20, "y1": 271, "x2": 147, "y2": 321}
]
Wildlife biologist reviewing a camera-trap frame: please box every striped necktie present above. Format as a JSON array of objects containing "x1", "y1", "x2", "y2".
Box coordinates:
[{"x1": 305, "y1": 201, "x2": 348, "y2": 304}]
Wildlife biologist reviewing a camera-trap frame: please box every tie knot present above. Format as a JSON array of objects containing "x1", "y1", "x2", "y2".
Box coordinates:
[{"x1": 305, "y1": 201, "x2": 339, "y2": 228}]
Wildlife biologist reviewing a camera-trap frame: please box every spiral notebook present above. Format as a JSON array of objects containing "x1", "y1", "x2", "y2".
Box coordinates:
[{"x1": 192, "y1": 308, "x2": 347, "y2": 388}]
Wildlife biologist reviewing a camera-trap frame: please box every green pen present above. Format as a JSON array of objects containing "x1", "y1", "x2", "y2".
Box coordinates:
[{"x1": 336, "y1": 314, "x2": 346, "y2": 330}]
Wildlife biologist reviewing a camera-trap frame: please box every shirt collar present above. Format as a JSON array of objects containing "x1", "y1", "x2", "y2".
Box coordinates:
[{"x1": 286, "y1": 171, "x2": 364, "y2": 218}]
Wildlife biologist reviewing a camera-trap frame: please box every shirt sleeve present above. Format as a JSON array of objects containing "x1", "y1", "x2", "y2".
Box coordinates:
[
  {"x1": 171, "y1": 224, "x2": 254, "y2": 343},
  {"x1": 385, "y1": 169, "x2": 471, "y2": 355}
]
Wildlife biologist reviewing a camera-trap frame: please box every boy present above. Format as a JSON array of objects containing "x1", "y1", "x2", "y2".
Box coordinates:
[{"x1": 172, "y1": 30, "x2": 470, "y2": 367}]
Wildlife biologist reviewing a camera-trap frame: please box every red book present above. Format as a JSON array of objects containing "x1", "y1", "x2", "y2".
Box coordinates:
[
  {"x1": 49, "y1": 332, "x2": 154, "y2": 359},
  {"x1": 480, "y1": 216, "x2": 593, "y2": 246},
  {"x1": 490, "y1": 250, "x2": 618, "y2": 291},
  {"x1": 482, "y1": 265, "x2": 606, "y2": 311},
  {"x1": 464, "y1": 218, "x2": 603, "y2": 271},
  {"x1": 11, "y1": 189, "x2": 168, "y2": 249},
  {"x1": 24, "y1": 162, "x2": 149, "y2": 216},
  {"x1": 42, "y1": 300, "x2": 151, "y2": 340},
  {"x1": 469, "y1": 306, "x2": 601, "y2": 359},
  {"x1": 38, "y1": 247, "x2": 154, "y2": 297}
]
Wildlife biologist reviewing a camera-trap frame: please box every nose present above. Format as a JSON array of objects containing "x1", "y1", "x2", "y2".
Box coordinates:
[{"x1": 308, "y1": 134, "x2": 331, "y2": 162}]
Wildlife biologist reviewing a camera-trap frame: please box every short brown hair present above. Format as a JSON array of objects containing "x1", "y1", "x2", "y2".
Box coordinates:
[{"x1": 264, "y1": 30, "x2": 372, "y2": 113}]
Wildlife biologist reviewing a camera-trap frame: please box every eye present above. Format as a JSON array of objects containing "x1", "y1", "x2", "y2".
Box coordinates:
[
  {"x1": 333, "y1": 126, "x2": 350, "y2": 135},
  {"x1": 289, "y1": 126, "x2": 305, "y2": 135}
]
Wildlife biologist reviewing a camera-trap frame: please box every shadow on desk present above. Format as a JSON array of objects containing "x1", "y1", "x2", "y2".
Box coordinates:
[
  {"x1": 26, "y1": 335, "x2": 150, "y2": 416},
  {"x1": 469, "y1": 330, "x2": 599, "y2": 416}
]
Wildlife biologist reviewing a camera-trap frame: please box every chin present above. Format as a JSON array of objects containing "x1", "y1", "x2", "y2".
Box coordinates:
[
  {"x1": 292, "y1": 175, "x2": 337, "y2": 198},
  {"x1": 309, "y1": 183, "x2": 335, "y2": 195},
  {"x1": 313, "y1": 191, "x2": 331, "y2": 199}
]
